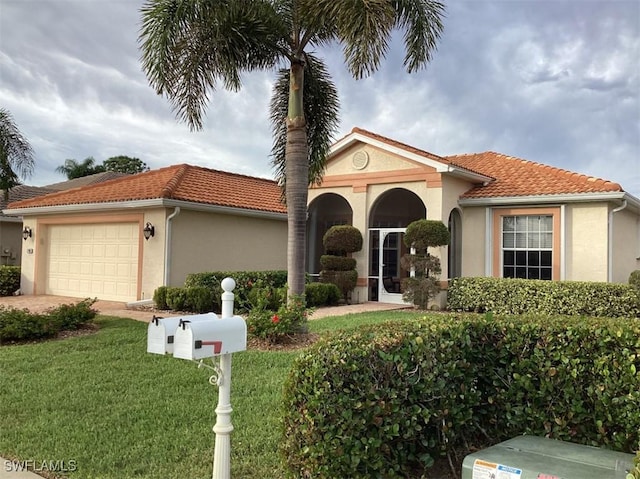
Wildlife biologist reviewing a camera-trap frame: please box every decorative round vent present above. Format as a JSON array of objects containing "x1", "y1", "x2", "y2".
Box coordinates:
[{"x1": 352, "y1": 151, "x2": 369, "y2": 170}]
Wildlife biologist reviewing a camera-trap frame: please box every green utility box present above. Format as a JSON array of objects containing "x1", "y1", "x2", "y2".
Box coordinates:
[{"x1": 461, "y1": 436, "x2": 634, "y2": 479}]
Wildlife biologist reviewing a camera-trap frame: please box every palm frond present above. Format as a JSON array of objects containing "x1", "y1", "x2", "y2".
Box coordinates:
[
  {"x1": 270, "y1": 55, "x2": 340, "y2": 191},
  {"x1": 0, "y1": 108, "x2": 35, "y2": 180},
  {"x1": 392, "y1": 0, "x2": 446, "y2": 72},
  {"x1": 139, "y1": 0, "x2": 288, "y2": 130},
  {"x1": 296, "y1": 0, "x2": 445, "y2": 79}
]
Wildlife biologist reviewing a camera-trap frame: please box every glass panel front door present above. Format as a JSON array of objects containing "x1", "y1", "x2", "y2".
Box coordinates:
[{"x1": 371, "y1": 228, "x2": 409, "y2": 304}]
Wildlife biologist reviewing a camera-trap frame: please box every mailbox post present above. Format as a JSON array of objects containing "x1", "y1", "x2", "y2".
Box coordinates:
[
  {"x1": 147, "y1": 277, "x2": 246, "y2": 479},
  {"x1": 211, "y1": 277, "x2": 237, "y2": 479}
]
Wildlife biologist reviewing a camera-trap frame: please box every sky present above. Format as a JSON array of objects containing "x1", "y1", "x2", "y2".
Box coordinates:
[{"x1": 1, "y1": 0, "x2": 639, "y2": 198}]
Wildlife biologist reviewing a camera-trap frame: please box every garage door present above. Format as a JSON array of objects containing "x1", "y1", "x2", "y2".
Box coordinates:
[{"x1": 46, "y1": 223, "x2": 139, "y2": 302}]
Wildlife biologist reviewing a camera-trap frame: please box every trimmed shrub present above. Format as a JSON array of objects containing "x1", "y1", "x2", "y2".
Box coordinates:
[
  {"x1": 319, "y1": 270, "x2": 358, "y2": 300},
  {"x1": 630, "y1": 270, "x2": 640, "y2": 290},
  {"x1": 322, "y1": 225, "x2": 363, "y2": 254},
  {"x1": 631, "y1": 449, "x2": 640, "y2": 479},
  {"x1": 305, "y1": 282, "x2": 341, "y2": 307},
  {"x1": 185, "y1": 270, "x2": 289, "y2": 312},
  {"x1": 184, "y1": 286, "x2": 215, "y2": 313},
  {"x1": 246, "y1": 294, "x2": 307, "y2": 342},
  {"x1": 153, "y1": 286, "x2": 169, "y2": 310},
  {"x1": 154, "y1": 286, "x2": 216, "y2": 313},
  {"x1": 0, "y1": 299, "x2": 97, "y2": 343},
  {"x1": 404, "y1": 219, "x2": 450, "y2": 254},
  {"x1": 46, "y1": 299, "x2": 97, "y2": 331},
  {"x1": 0, "y1": 307, "x2": 54, "y2": 343},
  {"x1": 247, "y1": 284, "x2": 287, "y2": 311},
  {"x1": 319, "y1": 255, "x2": 356, "y2": 271},
  {"x1": 401, "y1": 220, "x2": 449, "y2": 309},
  {"x1": 320, "y1": 226, "x2": 363, "y2": 302},
  {"x1": 447, "y1": 277, "x2": 640, "y2": 317},
  {"x1": 0, "y1": 265, "x2": 20, "y2": 296},
  {"x1": 165, "y1": 287, "x2": 188, "y2": 311},
  {"x1": 282, "y1": 315, "x2": 640, "y2": 478}
]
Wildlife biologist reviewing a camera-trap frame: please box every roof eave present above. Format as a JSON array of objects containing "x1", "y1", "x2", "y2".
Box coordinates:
[
  {"x1": 3, "y1": 198, "x2": 288, "y2": 221},
  {"x1": 458, "y1": 191, "x2": 640, "y2": 209},
  {"x1": 329, "y1": 131, "x2": 451, "y2": 172},
  {"x1": 444, "y1": 165, "x2": 494, "y2": 184}
]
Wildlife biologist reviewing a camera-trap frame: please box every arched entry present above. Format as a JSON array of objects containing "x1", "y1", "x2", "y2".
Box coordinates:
[
  {"x1": 306, "y1": 193, "x2": 353, "y2": 277},
  {"x1": 368, "y1": 189, "x2": 426, "y2": 303},
  {"x1": 448, "y1": 208, "x2": 462, "y2": 279}
]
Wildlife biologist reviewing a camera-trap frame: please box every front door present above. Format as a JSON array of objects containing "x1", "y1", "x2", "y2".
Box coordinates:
[{"x1": 370, "y1": 228, "x2": 410, "y2": 304}]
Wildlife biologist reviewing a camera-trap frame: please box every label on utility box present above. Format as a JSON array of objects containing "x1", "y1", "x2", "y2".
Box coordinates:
[{"x1": 473, "y1": 459, "x2": 522, "y2": 479}]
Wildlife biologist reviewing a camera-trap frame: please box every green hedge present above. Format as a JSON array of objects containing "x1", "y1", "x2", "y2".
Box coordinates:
[
  {"x1": 184, "y1": 270, "x2": 288, "y2": 312},
  {"x1": 282, "y1": 315, "x2": 640, "y2": 478},
  {"x1": 153, "y1": 286, "x2": 215, "y2": 313},
  {"x1": 305, "y1": 282, "x2": 341, "y2": 307},
  {"x1": 0, "y1": 265, "x2": 20, "y2": 296},
  {"x1": 447, "y1": 277, "x2": 640, "y2": 317}
]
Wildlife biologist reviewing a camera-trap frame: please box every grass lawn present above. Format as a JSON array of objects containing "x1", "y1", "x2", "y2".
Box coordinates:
[{"x1": 0, "y1": 310, "x2": 426, "y2": 479}]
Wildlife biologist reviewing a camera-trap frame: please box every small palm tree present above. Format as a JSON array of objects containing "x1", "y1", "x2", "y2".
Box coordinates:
[
  {"x1": 55, "y1": 157, "x2": 106, "y2": 179},
  {"x1": 0, "y1": 108, "x2": 35, "y2": 199},
  {"x1": 139, "y1": 0, "x2": 445, "y2": 299}
]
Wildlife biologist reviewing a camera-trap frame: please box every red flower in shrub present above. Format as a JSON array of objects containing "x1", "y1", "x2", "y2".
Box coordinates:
[{"x1": 271, "y1": 314, "x2": 280, "y2": 324}]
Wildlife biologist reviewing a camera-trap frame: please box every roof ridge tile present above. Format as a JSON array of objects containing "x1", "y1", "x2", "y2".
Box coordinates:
[{"x1": 161, "y1": 164, "x2": 190, "y2": 199}]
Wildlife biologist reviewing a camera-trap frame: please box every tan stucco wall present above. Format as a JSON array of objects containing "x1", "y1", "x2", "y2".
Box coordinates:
[
  {"x1": 611, "y1": 206, "x2": 640, "y2": 283},
  {"x1": 565, "y1": 203, "x2": 609, "y2": 282},
  {"x1": 326, "y1": 144, "x2": 420, "y2": 175},
  {"x1": 459, "y1": 207, "x2": 487, "y2": 277},
  {"x1": 167, "y1": 209, "x2": 287, "y2": 288},
  {"x1": 139, "y1": 208, "x2": 169, "y2": 301},
  {"x1": 19, "y1": 217, "x2": 37, "y2": 294}
]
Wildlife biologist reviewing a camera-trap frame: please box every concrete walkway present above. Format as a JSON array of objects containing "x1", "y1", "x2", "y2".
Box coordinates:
[{"x1": 0, "y1": 295, "x2": 410, "y2": 478}]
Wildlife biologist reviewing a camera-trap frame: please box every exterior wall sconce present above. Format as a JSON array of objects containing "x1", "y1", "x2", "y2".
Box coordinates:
[
  {"x1": 22, "y1": 226, "x2": 32, "y2": 240},
  {"x1": 143, "y1": 222, "x2": 155, "y2": 240}
]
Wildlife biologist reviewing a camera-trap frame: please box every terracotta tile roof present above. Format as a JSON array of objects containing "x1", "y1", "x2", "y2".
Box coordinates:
[
  {"x1": 7, "y1": 164, "x2": 287, "y2": 214},
  {"x1": 44, "y1": 171, "x2": 130, "y2": 191},
  {"x1": 0, "y1": 185, "x2": 59, "y2": 216},
  {"x1": 449, "y1": 152, "x2": 623, "y2": 198}
]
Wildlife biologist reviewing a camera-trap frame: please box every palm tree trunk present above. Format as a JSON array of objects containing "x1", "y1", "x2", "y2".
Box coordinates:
[{"x1": 285, "y1": 60, "x2": 308, "y2": 301}]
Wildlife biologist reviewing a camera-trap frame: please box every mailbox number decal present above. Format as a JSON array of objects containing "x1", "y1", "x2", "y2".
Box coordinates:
[
  {"x1": 472, "y1": 459, "x2": 522, "y2": 479},
  {"x1": 537, "y1": 475, "x2": 561, "y2": 479}
]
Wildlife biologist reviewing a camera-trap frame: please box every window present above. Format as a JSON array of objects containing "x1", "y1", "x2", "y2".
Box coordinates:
[{"x1": 502, "y1": 215, "x2": 553, "y2": 280}]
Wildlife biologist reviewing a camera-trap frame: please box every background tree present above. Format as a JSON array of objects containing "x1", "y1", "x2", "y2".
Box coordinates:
[
  {"x1": 139, "y1": 0, "x2": 445, "y2": 301},
  {"x1": 0, "y1": 108, "x2": 35, "y2": 199},
  {"x1": 103, "y1": 156, "x2": 149, "y2": 174},
  {"x1": 55, "y1": 157, "x2": 105, "y2": 179}
]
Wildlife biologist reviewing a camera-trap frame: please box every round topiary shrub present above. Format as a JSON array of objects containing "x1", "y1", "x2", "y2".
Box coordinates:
[
  {"x1": 403, "y1": 219, "x2": 450, "y2": 253},
  {"x1": 323, "y1": 225, "x2": 363, "y2": 254},
  {"x1": 320, "y1": 255, "x2": 357, "y2": 271}
]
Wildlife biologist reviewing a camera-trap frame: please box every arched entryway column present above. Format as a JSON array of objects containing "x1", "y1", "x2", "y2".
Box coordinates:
[
  {"x1": 368, "y1": 188, "x2": 426, "y2": 303},
  {"x1": 448, "y1": 208, "x2": 462, "y2": 279},
  {"x1": 306, "y1": 193, "x2": 353, "y2": 278}
]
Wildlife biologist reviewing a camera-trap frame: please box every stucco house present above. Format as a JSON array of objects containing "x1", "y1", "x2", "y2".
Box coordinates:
[
  {"x1": 307, "y1": 128, "x2": 640, "y2": 304},
  {"x1": 4, "y1": 127, "x2": 639, "y2": 305},
  {"x1": 4, "y1": 165, "x2": 287, "y2": 302}
]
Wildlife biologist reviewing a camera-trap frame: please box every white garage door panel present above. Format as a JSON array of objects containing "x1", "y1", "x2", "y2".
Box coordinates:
[{"x1": 46, "y1": 223, "x2": 139, "y2": 302}]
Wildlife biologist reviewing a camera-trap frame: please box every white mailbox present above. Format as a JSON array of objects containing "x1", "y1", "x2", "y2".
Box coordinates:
[
  {"x1": 173, "y1": 315, "x2": 246, "y2": 360},
  {"x1": 147, "y1": 313, "x2": 220, "y2": 355}
]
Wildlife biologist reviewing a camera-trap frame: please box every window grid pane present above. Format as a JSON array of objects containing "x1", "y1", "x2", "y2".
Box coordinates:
[{"x1": 502, "y1": 214, "x2": 553, "y2": 281}]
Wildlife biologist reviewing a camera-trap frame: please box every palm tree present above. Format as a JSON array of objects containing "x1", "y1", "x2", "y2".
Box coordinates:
[
  {"x1": 0, "y1": 108, "x2": 35, "y2": 199},
  {"x1": 55, "y1": 157, "x2": 106, "y2": 179},
  {"x1": 139, "y1": 0, "x2": 445, "y2": 299}
]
